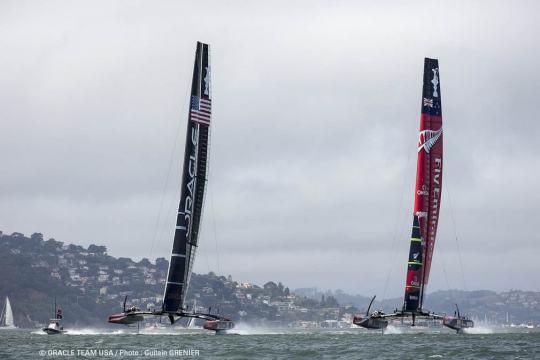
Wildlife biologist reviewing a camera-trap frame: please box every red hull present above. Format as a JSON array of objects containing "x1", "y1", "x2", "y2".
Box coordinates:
[
  {"x1": 108, "y1": 313, "x2": 144, "y2": 325},
  {"x1": 202, "y1": 319, "x2": 234, "y2": 332}
]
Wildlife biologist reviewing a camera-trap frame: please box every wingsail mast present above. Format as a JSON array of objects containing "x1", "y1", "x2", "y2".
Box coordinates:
[
  {"x1": 163, "y1": 41, "x2": 212, "y2": 317},
  {"x1": 403, "y1": 58, "x2": 443, "y2": 313}
]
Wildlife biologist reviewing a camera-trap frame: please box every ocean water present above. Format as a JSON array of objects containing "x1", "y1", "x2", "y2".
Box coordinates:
[{"x1": 0, "y1": 326, "x2": 538, "y2": 359}]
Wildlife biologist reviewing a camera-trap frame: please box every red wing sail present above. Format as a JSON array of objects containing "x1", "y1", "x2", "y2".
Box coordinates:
[{"x1": 404, "y1": 58, "x2": 443, "y2": 312}]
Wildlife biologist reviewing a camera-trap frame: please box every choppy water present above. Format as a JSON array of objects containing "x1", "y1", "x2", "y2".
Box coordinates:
[{"x1": 0, "y1": 326, "x2": 539, "y2": 359}]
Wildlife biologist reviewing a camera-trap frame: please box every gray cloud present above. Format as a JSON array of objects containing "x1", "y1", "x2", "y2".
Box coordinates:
[{"x1": 1, "y1": 0, "x2": 539, "y2": 297}]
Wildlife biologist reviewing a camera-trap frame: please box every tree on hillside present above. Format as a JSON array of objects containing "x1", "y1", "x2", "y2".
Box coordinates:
[
  {"x1": 31, "y1": 233, "x2": 44, "y2": 241},
  {"x1": 88, "y1": 244, "x2": 107, "y2": 255},
  {"x1": 322, "y1": 295, "x2": 338, "y2": 307},
  {"x1": 155, "y1": 257, "x2": 168, "y2": 270},
  {"x1": 139, "y1": 258, "x2": 152, "y2": 267},
  {"x1": 263, "y1": 281, "x2": 277, "y2": 290}
]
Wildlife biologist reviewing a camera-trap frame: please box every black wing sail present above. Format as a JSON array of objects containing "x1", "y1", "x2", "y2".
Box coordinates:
[{"x1": 163, "y1": 42, "x2": 212, "y2": 314}]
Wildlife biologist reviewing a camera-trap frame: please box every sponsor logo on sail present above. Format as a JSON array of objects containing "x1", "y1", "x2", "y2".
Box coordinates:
[
  {"x1": 183, "y1": 127, "x2": 199, "y2": 235},
  {"x1": 429, "y1": 157, "x2": 442, "y2": 239},
  {"x1": 418, "y1": 127, "x2": 443, "y2": 153},
  {"x1": 419, "y1": 156, "x2": 442, "y2": 285},
  {"x1": 431, "y1": 68, "x2": 439, "y2": 97},
  {"x1": 203, "y1": 66, "x2": 211, "y2": 96},
  {"x1": 423, "y1": 98, "x2": 433, "y2": 107}
]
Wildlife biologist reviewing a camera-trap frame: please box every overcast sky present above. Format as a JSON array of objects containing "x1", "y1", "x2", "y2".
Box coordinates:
[{"x1": 1, "y1": 0, "x2": 539, "y2": 298}]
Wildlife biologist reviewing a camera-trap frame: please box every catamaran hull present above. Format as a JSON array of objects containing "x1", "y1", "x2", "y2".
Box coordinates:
[
  {"x1": 442, "y1": 316, "x2": 474, "y2": 332},
  {"x1": 352, "y1": 315, "x2": 388, "y2": 330},
  {"x1": 108, "y1": 308, "x2": 236, "y2": 333},
  {"x1": 203, "y1": 319, "x2": 235, "y2": 333},
  {"x1": 108, "y1": 313, "x2": 145, "y2": 325}
]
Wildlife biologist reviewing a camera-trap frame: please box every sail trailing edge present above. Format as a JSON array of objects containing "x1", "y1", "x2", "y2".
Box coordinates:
[
  {"x1": 403, "y1": 58, "x2": 443, "y2": 312},
  {"x1": 163, "y1": 42, "x2": 212, "y2": 314}
]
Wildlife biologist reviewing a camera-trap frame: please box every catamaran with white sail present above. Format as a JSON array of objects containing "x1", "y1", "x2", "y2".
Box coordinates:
[
  {"x1": 353, "y1": 58, "x2": 474, "y2": 333},
  {"x1": 108, "y1": 42, "x2": 233, "y2": 333}
]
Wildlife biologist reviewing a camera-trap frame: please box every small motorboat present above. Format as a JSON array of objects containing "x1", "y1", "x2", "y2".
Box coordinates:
[
  {"x1": 42, "y1": 300, "x2": 66, "y2": 334},
  {"x1": 43, "y1": 319, "x2": 65, "y2": 335}
]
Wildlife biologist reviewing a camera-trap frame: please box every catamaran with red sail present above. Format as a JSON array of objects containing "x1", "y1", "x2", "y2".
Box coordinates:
[
  {"x1": 353, "y1": 58, "x2": 474, "y2": 333},
  {"x1": 108, "y1": 42, "x2": 234, "y2": 334}
]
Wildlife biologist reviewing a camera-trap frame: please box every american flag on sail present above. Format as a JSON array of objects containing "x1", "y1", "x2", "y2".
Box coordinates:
[{"x1": 190, "y1": 95, "x2": 211, "y2": 126}]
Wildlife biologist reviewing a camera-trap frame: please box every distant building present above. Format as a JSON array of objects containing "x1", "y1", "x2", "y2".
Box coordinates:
[
  {"x1": 238, "y1": 282, "x2": 253, "y2": 289},
  {"x1": 144, "y1": 277, "x2": 157, "y2": 285}
]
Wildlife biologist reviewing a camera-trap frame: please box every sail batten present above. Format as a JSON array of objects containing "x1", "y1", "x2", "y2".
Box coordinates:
[
  {"x1": 404, "y1": 58, "x2": 443, "y2": 312},
  {"x1": 163, "y1": 42, "x2": 212, "y2": 314}
]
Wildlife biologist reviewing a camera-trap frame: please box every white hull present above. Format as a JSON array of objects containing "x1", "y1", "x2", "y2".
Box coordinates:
[{"x1": 43, "y1": 318, "x2": 65, "y2": 335}]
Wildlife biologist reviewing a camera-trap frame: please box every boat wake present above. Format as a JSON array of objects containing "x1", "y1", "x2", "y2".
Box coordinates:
[
  {"x1": 139, "y1": 328, "x2": 208, "y2": 336},
  {"x1": 31, "y1": 328, "x2": 128, "y2": 335},
  {"x1": 65, "y1": 328, "x2": 123, "y2": 335},
  {"x1": 383, "y1": 325, "x2": 403, "y2": 335},
  {"x1": 228, "y1": 324, "x2": 286, "y2": 335},
  {"x1": 462, "y1": 326, "x2": 494, "y2": 334}
]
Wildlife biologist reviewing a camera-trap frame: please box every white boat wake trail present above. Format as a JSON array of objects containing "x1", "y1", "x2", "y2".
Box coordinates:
[
  {"x1": 228, "y1": 323, "x2": 286, "y2": 335},
  {"x1": 383, "y1": 325, "x2": 403, "y2": 335},
  {"x1": 463, "y1": 326, "x2": 493, "y2": 334},
  {"x1": 32, "y1": 328, "x2": 127, "y2": 335}
]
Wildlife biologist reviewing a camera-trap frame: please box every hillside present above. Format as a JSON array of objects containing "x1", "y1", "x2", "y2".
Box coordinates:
[
  {"x1": 1, "y1": 231, "x2": 539, "y2": 328},
  {"x1": 0, "y1": 231, "x2": 344, "y2": 328}
]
